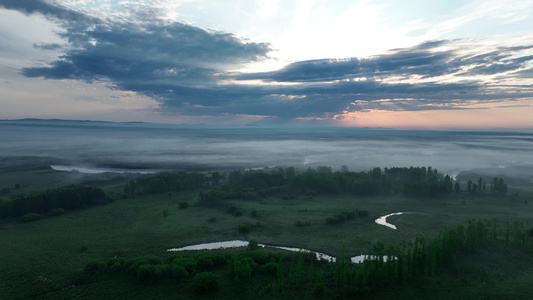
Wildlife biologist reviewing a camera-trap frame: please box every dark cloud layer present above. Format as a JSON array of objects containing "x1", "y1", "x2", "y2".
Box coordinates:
[
  {"x1": 0, "y1": 0, "x2": 95, "y2": 24},
  {"x1": 3, "y1": 0, "x2": 533, "y2": 121},
  {"x1": 238, "y1": 43, "x2": 533, "y2": 82}
]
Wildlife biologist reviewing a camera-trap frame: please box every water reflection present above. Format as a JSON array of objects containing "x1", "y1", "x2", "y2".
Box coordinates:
[
  {"x1": 167, "y1": 240, "x2": 392, "y2": 263},
  {"x1": 374, "y1": 212, "x2": 407, "y2": 230},
  {"x1": 50, "y1": 165, "x2": 159, "y2": 174}
]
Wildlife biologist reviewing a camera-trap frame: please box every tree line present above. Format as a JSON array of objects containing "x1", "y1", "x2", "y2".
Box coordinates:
[
  {"x1": 121, "y1": 166, "x2": 508, "y2": 205},
  {"x1": 193, "y1": 166, "x2": 506, "y2": 205},
  {"x1": 0, "y1": 185, "x2": 108, "y2": 219},
  {"x1": 123, "y1": 172, "x2": 205, "y2": 196}
]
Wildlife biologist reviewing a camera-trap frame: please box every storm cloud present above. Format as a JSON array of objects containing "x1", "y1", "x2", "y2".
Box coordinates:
[{"x1": 3, "y1": 0, "x2": 533, "y2": 120}]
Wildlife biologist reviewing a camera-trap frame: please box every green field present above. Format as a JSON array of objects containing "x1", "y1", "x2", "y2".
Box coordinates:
[{"x1": 0, "y1": 167, "x2": 532, "y2": 299}]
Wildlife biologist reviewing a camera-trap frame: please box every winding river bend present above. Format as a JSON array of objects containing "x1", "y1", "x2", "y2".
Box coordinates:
[
  {"x1": 374, "y1": 211, "x2": 427, "y2": 230},
  {"x1": 167, "y1": 212, "x2": 416, "y2": 262},
  {"x1": 374, "y1": 212, "x2": 407, "y2": 229},
  {"x1": 168, "y1": 241, "x2": 393, "y2": 264}
]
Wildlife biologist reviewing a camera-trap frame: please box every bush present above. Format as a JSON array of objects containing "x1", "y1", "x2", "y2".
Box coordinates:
[
  {"x1": 357, "y1": 210, "x2": 369, "y2": 217},
  {"x1": 197, "y1": 256, "x2": 214, "y2": 269},
  {"x1": 233, "y1": 257, "x2": 256, "y2": 282},
  {"x1": 85, "y1": 259, "x2": 103, "y2": 273},
  {"x1": 178, "y1": 201, "x2": 189, "y2": 209},
  {"x1": 20, "y1": 213, "x2": 40, "y2": 222},
  {"x1": 250, "y1": 210, "x2": 260, "y2": 218},
  {"x1": 171, "y1": 264, "x2": 189, "y2": 279},
  {"x1": 258, "y1": 262, "x2": 280, "y2": 275},
  {"x1": 238, "y1": 222, "x2": 252, "y2": 233},
  {"x1": 227, "y1": 206, "x2": 243, "y2": 216},
  {"x1": 48, "y1": 208, "x2": 65, "y2": 217},
  {"x1": 325, "y1": 216, "x2": 339, "y2": 225},
  {"x1": 295, "y1": 220, "x2": 311, "y2": 227},
  {"x1": 193, "y1": 272, "x2": 220, "y2": 292}
]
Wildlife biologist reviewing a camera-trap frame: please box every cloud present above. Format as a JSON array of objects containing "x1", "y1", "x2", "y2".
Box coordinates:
[
  {"x1": 4, "y1": 0, "x2": 533, "y2": 122},
  {"x1": 512, "y1": 67, "x2": 533, "y2": 78},
  {"x1": 15, "y1": 2, "x2": 271, "y2": 84},
  {"x1": 0, "y1": 0, "x2": 95, "y2": 25},
  {"x1": 33, "y1": 42, "x2": 62, "y2": 50},
  {"x1": 237, "y1": 41, "x2": 533, "y2": 82}
]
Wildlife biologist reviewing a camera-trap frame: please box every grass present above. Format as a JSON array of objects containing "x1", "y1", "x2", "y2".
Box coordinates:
[{"x1": 0, "y1": 168, "x2": 532, "y2": 299}]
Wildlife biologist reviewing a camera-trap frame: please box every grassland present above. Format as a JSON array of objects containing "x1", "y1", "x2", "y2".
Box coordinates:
[{"x1": 0, "y1": 167, "x2": 532, "y2": 299}]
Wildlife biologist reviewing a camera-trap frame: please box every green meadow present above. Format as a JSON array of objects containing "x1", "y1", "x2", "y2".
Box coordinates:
[{"x1": 0, "y1": 166, "x2": 532, "y2": 299}]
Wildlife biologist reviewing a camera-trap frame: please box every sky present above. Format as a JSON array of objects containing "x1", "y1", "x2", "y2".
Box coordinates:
[{"x1": 1, "y1": 0, "x2": 533, "y2": 129}]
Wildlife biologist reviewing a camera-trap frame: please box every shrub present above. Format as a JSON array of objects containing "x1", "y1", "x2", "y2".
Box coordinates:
[
  {"x1": 227, "y1": 206, "x2": 243, "y2": 216},
  {"x1": 48, "y1": 208, "x2": 65, "y2": 217},
  {"x1": 238, "y1": 222, "x2": 252, "y2": 233},
  {"x1": 357, "y1": 210, "x2": 369, "y2": 217},
  {"x1": 172, "y1": 257, "x2": 197, "y2": 273},
  {"x1": 193, "y1": 272, "x2": 220, "y2": 292},
  {"x1": 295, "y1": 220, "x2": 311, "y2": 227},
  {"x1": 342, "y1": 210, "x2": 355, "y2": 219},
  {"x1": 197, "y1": 256, "x2": 214, "y2": 269},
  {"x1": 232, "y1": 257, "x2": 256, "y2": 282},
  {"x1": 248, "y1": 251, "x2": 270, "y2": 265},
  {"x1": 137, "y1": 264, "x2": 158, "y2": 281},
  {"x1": 325, "y1": 216, "x2": 339, "y2": 225},
  {"x1": 20, "y1": 213, "x2": 40, "y2": 222},
  {"x1": 313, "y1": 279, "x2": 324, "y2": 296},
  {"x1": 250, "y1": 210, "x2": 260, "y2": 218},
  {"x1": 85, "y1": 259, "x2": 103, "y2": 273},
  {"x1": 334, "y1": 213, "x2": 347, "y2": 223},
  {"x1": 305, "y1": 189, "x2": 317, "y2": 196},
  {"x1": 258, "y1": 262, "x2": 280, "y2": 275},
  {"x1": 178, "y1": 201, "x2": 189, "y2": 209},
  {"x1": 109, "y1": 261, "x2": 123, "y2": 273},
  {"x1": 207, "y1": 217, "x2": 217, "y2": 223},
  {"x1": 171, "y1": 264, "x2": 189, "y2": 279}
]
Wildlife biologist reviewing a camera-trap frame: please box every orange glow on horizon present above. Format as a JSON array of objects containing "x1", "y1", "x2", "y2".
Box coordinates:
[{"x1": 334, "y1": 104, "x2": 533, "y2": 129}]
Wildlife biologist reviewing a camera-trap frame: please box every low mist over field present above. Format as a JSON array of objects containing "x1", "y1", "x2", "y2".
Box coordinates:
[
  {"x1": 2, "y1": 119, "x2": 533, "y2": 183},
  {"x1": 2, "y1": 1, "x2": 533, "y2": 299}
]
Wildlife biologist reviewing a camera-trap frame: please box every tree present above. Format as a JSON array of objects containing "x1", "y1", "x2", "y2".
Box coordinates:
[
  {"x1": 248, "y1": 239, "x2": 259, "y2": 250},
  {"x1": 193, "y1": 272, "x2": 220, "y2": 292},
  {"x1": 211, "y1": 172, "x2": 220, "y2": 185},
  {"x1": 454, "y1": 181, "x2": 460, "y2": 194},
  {"x1": 285, "y1": 166, "x2": 296, "y2": 179}
]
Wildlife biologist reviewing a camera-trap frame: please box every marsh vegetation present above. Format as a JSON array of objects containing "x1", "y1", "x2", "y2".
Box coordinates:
[
  {"x1": 1, "y1": 121, "x2": 533, "y2": 299},
  {"x1": 0, "y1": 162, "x2": 532, "y2": 299}
]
